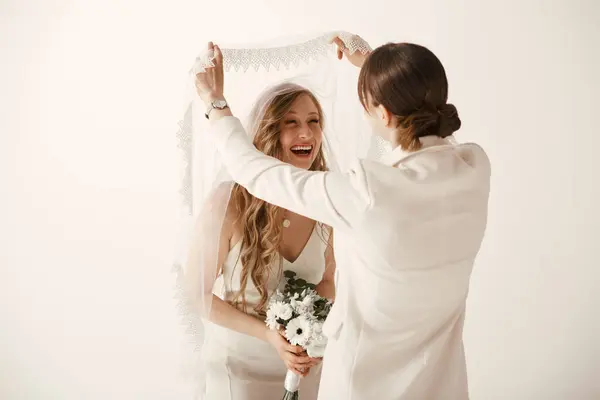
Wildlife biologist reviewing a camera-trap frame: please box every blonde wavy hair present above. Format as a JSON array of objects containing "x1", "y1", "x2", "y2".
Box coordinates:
[{"x1": 229, "y1": 84, "x2": 329, "y2": 314}]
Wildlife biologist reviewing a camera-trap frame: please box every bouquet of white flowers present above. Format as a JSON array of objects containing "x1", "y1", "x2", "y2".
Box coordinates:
[{"x1": 265, "y1": 270, "x2": 332, "y2": 400}]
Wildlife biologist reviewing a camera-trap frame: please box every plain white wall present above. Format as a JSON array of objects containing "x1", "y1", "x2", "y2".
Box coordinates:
[{"x1": 1, "y1": 0, "x2": 598, "y2": 398}]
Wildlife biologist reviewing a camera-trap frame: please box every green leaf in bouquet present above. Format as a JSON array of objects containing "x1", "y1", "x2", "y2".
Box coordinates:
[
  {"x1": 295, "y1": 278, "x2": 308, "y2": 287},
  {"x1": 314, "y1": 298, "x2": 326, "y2": 307},
  {"x1": 284, "y1": 270, "x2": 297, "y2": 279}
]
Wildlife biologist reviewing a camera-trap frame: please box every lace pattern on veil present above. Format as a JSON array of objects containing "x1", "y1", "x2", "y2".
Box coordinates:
[{"x1": 190, "y1": 31, "x2": 372, "y2": 74}]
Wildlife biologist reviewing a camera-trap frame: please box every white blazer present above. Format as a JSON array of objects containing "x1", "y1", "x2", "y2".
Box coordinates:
[{"x1": 209, "y1": 116, "x2": 491, "y2": 400}]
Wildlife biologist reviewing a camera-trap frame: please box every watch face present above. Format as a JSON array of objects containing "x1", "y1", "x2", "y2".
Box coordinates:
[{"x1": 213, "y1": 100, "x2": 227, "y2": 108}]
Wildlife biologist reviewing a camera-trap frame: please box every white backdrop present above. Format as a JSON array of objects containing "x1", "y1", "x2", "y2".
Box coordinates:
[{"x1": 1, "y1": 0, "x2": 599, "y2": 399}]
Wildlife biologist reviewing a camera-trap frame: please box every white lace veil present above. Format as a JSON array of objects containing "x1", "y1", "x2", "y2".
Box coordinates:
[{"x1": 173, "y1": 31, "x2": 382, "y2": 398}]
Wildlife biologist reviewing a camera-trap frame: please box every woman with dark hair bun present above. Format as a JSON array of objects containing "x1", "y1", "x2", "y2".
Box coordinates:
[{"x1": 196, "y1": 36, "x2": 490, "y2": 399}]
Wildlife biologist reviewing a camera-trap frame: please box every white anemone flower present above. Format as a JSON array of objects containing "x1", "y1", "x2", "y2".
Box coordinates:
[{"x1": 285, "y1": 316, "x2": 313, "y2": 347}]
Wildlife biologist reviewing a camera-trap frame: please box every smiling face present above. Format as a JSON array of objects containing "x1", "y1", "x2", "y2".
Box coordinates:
[
  {"x1": 278, "y1": 94, "x2": 324, "y2": 169},
  {"x1": 250, "y1": 85, "x2": 328, "y2": 172}
]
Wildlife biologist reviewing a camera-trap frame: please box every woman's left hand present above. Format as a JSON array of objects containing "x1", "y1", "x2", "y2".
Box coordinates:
[
  {"x1": 329, "y1": 35, "x2": 370, "y2": 68},
  {"x1": 195, "y1": 41, "x2": 224, "y2": 104}
]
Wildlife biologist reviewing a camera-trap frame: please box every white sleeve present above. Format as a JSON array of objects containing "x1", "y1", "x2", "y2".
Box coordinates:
[{"x1": 209, "y1": 116, "x2": 372, "y2": 230}]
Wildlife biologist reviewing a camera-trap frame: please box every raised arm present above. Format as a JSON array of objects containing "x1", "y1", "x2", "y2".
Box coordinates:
[
  {"x1": 194, "y1": 42, "x2": 373, "y2": 231},
  {"x1": 208, "y1": 115, "x2": 372, "y2": 230}
]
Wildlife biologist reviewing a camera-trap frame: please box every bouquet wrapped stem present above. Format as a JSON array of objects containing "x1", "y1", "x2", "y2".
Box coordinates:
[
  {"x1": 265, "y1": 271, "x2": 332, "y2": 400},
  {"x1": 282, "y1": 369, "x2": 300, "y2": 399}
]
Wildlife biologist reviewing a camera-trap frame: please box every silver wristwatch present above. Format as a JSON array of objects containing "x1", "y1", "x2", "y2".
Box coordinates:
[{"x1": 205, "y1": 99, "x2": 229, "y2": 119}]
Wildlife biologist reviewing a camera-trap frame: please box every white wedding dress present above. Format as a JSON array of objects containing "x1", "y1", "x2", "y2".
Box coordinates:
[{"x1": 202, "y1": 226, "x2": 327, "y2": 400}]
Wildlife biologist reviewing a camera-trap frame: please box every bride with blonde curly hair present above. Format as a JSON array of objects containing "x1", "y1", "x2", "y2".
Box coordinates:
[{"x1": 184, "y1": 82, "x2": 336, "y2": 400}]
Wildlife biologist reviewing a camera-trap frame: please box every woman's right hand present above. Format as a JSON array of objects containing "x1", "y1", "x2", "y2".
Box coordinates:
[
  {"x1": 195, "y1": 42, "x2": 225, "y2": 104},
  {"x1": 265, "y1": 328, "x2": 316, "y2": 377}
]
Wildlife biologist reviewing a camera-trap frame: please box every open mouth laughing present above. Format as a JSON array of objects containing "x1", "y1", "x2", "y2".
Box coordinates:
[{"x1": 290, "y1": 144, "x2": 314, "y2": 158}]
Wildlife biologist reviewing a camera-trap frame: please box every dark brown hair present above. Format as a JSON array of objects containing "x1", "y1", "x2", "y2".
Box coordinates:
[{"x1": 358, "y1": 42, "x2": 461, "y2": 151}]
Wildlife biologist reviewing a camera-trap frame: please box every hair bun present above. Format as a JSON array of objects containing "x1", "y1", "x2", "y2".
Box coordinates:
[
  {"x1": 396, "y1": 103, "x2": 461, "y2": 150},
  {"x1": 437, "y1": 103, "x2": 461, "y2": 137},
  {"x1": 401, "y1": 107, "x2": 439, "y2": 139}
]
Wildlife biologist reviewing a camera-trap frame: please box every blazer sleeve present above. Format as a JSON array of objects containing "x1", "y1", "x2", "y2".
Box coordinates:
[{"x1": 208, "y1": 116, "x2": 372, "y2": 230}]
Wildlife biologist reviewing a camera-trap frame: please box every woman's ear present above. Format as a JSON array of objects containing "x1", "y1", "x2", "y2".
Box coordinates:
[{"x1": 375, "y1": 104, "x2": 394, "y2": 128}]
